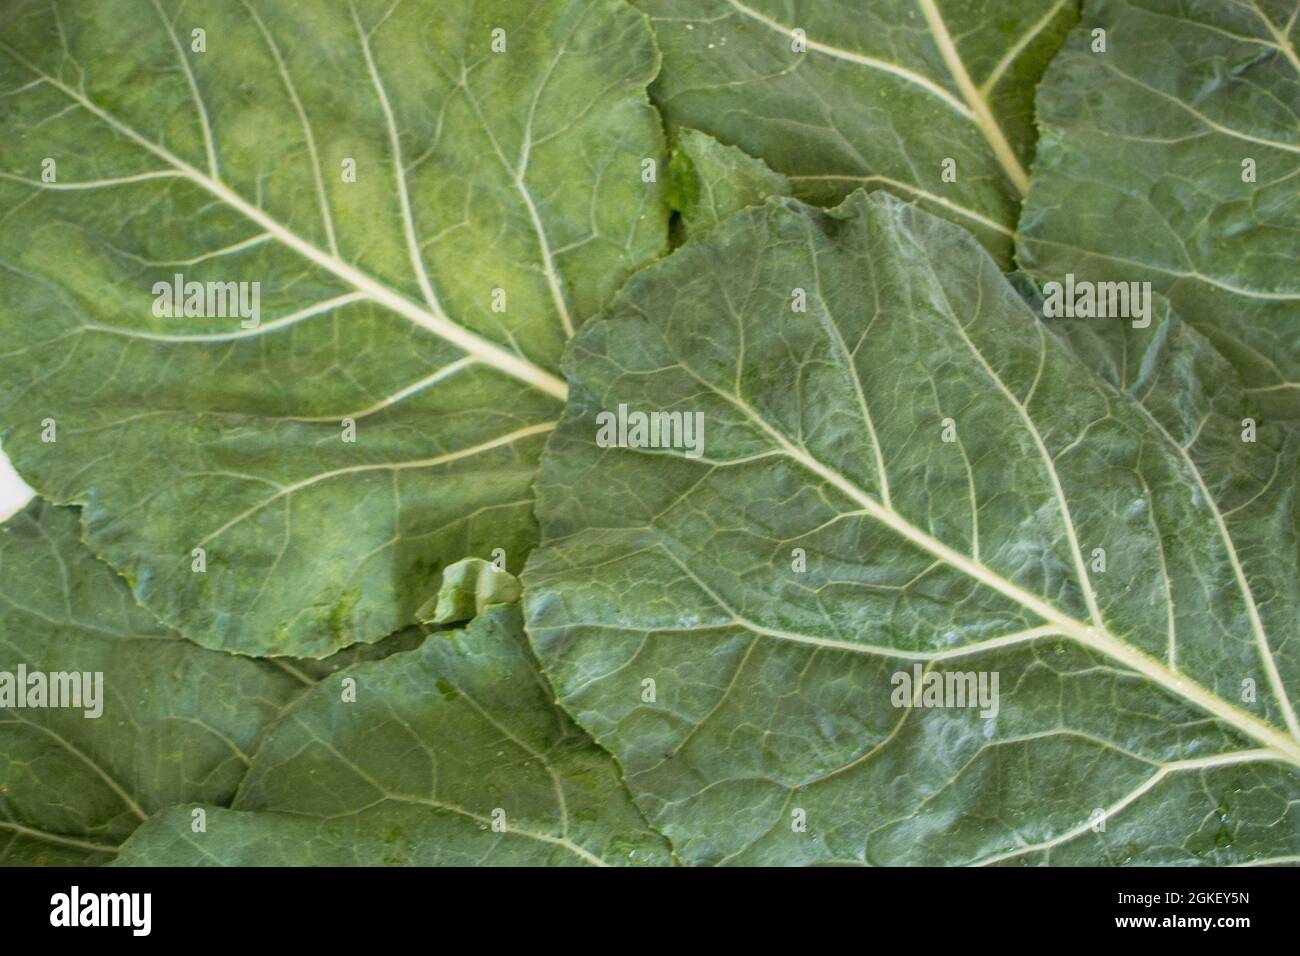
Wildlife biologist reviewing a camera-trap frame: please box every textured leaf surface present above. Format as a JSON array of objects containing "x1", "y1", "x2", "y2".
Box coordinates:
[
  {"x1": 0, "y1": 501, "x2": 303, "y2": 864},
  {"x1": 1017, "y1": 0, "x2": 1300, "y2": 415},
  {"x1": 0, "y1": 0, "x2": 664, "y2": 656},
  {"x1": 637, "y1": 0, "x2": 1077, "y2": 262},
  {"x1": 524, "y1": 192, "x2": 1300, "y2": 865},
  {"x1": 115, "y1": 604, "x2": 672, "y2": 866}
]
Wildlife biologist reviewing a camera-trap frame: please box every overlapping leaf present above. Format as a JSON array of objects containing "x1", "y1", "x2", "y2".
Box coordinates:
[
  {"x1": 0, "y1": 0, "x2": 664, "y2": 656},
  {"x1": 667, "y1": 128, "x2": 792, "y2": 240},
  {"x1": 1017, "y1": 0, "x2": 1300, "y2": 416},
  {"x1": 0, "y1": 501, "x2": 304, "y2": 864},
  {"x1": 523, "y1": 192, "x2": 1300, "y2": 865},
  {"x1": 115, "y1": 603, "x2": 672, "y2": 866},
  {"x1": 637, "y1": 0, "x2": 1078, "y2": 262}
]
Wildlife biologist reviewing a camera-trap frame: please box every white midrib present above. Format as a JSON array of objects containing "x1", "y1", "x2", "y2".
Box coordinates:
[
  {"x1": 16, "y1": 55, "x2": 569, "y2": 401},
  {"x1": 174, "y1": 172, "x2": 569, "y2": 398},
  {"x1": 939, "y1": 292, "x2": 1105, "y2": 629},
  {"x1": 1133, "y1": 399, "x2": 1300, "y2": 738},
  {"x1": 723, "y1": 0, "x2": 1031, "y2": 194},
  {"x1": 673, "y1": 352, "x2": 1300, "y2": 765},
  {"x1": 723, "y1": 0, "x2": 972, "y2": 116},
  {"x1": 351, "y1": 1, "x2": 446, "y2": 322},
  {"x1": 753, "y1": 424, "x2": 1300, "y2": 767},
  {"x1": 197, "y1": 421, "x2": 556, "y2": 546},
  {"x1": 1249, "y1": 0, "x2": 1300, "y2": 74},
  {"x1": 915, "y1": 0, "x2": 1031, "y2": 195}
]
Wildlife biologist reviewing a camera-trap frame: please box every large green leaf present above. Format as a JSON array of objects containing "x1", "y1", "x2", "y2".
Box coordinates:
[
  {"x1": 115, "y1": 603, "x2": 672, "y2": 866},
  {"x1": 0, "y1": 501, "x2": 304, "y2": 864},
  {"x1": 523, "y1": 192, "x2": 1300, "y2": 865},
  {"x1": 636, "y1": 0, "x2": 1078, "y2": 262},
  {"x1": 1017, "y1": 0, "x2": 1300, "y2": 416},
  {"x1": 0, "y1": 0, "x2": 664, "y2": 656}
]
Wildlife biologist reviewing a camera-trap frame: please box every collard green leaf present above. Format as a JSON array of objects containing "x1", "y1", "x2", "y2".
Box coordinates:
[
  {"x1": 1017, "y1": 0, "x2": 1300, "y2": 416},
  {"x1": 667, "y1": 128, "x2": 792, "y2": 239},
  {"x1": 0, "y1": 0, "x2": 664, "y2": 657},
  {"x1": 523, "y1": 192, "x2": 1300, "y2": 865},
  {"x1": 115, "y1": 604, "x2": 672, "y2": 866},
  {"x1": 0, "y1": 500, "x2": 304, "y2": 865},
  {"x1": 637, "y1": 0, "x2": 1078, "y2": 262}
]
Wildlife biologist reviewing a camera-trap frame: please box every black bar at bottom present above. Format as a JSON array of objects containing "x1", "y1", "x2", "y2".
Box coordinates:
[{"x1": 0, "y1": 864, "x2": 1287, "y2": 942}]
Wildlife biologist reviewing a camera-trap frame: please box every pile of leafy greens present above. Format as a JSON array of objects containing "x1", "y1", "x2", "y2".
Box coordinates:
[{"x1": 0, "y1": 0, "x2": 1296, "y2": 866}]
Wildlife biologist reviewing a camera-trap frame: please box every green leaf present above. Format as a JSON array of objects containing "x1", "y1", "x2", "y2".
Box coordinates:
[
  {"x1": 523, "y1": 192, "x2": 1300, "y2": 865},
  {"x1": 667, "y1": 128, "x2": 792, "y2": 239},
  {"x1": 0, "y1": 501, "x2": 304, "y2": 864},
  {"x1": 0, "y1": 0, "x2": 664, "y2": 657},
  {"x1": 636, "y1": 0, "x2": 1078, "y2": 263},
  {"x1": 115, "y1": 604, "x2": 672, "y2": 866},
  {"x1": 416, "y1": 556, "x2": 521, "y2": 625},
  {"x1": 1017, "y1": 0, "x2": 1300, "y2": 417}
]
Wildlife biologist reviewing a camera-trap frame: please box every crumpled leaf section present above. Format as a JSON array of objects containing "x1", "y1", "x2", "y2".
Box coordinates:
[
  {"x1": 667, "y1": 128, "x2": 792, "y2": 241},
  {"x1": 416, "y1": 557, "x2": 522, "y2": 626}
]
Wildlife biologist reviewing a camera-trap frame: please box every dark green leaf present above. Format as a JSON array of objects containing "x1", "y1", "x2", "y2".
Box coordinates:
[{"x1": 524, "y1": 192, "x2": 1300, "y2": 865}]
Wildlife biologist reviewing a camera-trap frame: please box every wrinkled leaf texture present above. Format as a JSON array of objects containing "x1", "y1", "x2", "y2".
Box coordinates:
[{"x1": 524, "y1": 192, "x2": 1300, "y2": 865}]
